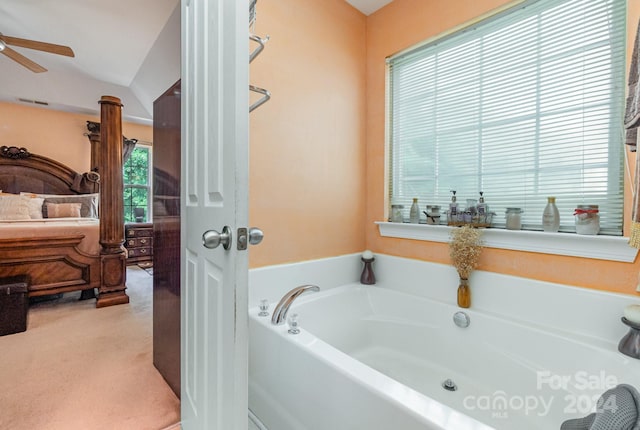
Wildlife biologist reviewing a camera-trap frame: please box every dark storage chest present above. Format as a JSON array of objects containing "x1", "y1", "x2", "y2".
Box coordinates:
[{"x1": 0, "y1": 276, "x2": 29, "y2": 336}]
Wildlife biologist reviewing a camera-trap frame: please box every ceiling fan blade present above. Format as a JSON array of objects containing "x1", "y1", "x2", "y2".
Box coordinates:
[
  {"x1": 1, "y1": 35, "x2": 74, "y2": 57},
  {"x1": 1, "y1": 46, "x2": 47, "y2": 73}
]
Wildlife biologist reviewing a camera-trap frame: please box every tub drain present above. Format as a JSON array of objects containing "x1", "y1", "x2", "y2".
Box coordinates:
[{"x1": 442, "y1": 379, "x2": 457, "y2": 391}]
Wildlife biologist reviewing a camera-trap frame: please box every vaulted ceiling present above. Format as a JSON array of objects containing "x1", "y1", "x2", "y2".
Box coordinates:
[
  {"x1": 345, "y1": 0, "x2": 394, "y2": 16},
  {"x1": 0, "y1": 0, "x2": 180, "y2": 124},
  {"x1": 0, "y1": 0, "x2": 392, "y2": 124}
]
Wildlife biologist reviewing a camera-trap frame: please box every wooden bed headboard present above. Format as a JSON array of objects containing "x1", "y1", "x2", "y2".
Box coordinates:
[{"x1": 0, "y1": 146, "x2": 99, "y2": 195}]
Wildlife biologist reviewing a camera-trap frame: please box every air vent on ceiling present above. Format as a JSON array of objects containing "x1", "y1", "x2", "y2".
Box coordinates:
[{"x1": 17, "y1": 97, "x2": 49, "y2": 106}]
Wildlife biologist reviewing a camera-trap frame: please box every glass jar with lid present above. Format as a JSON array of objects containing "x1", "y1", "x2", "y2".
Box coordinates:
[
  {"x1": 505, "y1": 208, "x2": 523, "y2": 230},
  {"x1": 574, "y1": 205, "x2": 599, "y2": 235},
  {"x1": 390, "y1": 204, "x2": 404, "y2": 223}
]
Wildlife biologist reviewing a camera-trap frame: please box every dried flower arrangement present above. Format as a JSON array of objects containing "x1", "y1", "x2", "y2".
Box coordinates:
[
  {"x1": 449, "y1": 225, "x2": 483, "y2": 308},
  {"x1": 449, "y1": 225, "x2": 484, "y2": 280}
]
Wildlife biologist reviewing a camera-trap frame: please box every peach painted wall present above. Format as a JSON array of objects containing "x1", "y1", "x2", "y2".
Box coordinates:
[
  {"x1": 365, "y1": 0, "x2": 640, "y2": 295},
  {"x1": 0, "y1": 101, "x2": 152, "y2": 173},
  {"x1": 248, "y1": 0, "x2": 367, "y2": 267}
]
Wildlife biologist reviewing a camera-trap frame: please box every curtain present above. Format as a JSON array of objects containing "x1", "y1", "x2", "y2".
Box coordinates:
[
  {"x1": 123, "y1": 138, "x2": 138, "y2": 164},
  {"x1": 85, "y1": 121, "x2": 139, "y2": 166},
  {"x1": 626, "y1": 18, "x2": 640, "y2": 248}
]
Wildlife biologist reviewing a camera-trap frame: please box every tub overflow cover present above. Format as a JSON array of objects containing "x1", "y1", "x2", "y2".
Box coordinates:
[
  {"x1": 442, "y1": 379, "x2": 458, "y2": 391},
  {"x1": 453, "y1": 311, "x2": 470, "y2": 328}
]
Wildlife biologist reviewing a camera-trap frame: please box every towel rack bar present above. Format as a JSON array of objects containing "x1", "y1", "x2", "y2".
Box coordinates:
[
  {"x1": 249, "y1": 85, "x2": 271, "y2": 112},
  {"x1": 250, "y1": 34, "x2": 270, "y2": 63},
  {"x1": 250, "y1": 0, "x2": 257, "y2": 27}
]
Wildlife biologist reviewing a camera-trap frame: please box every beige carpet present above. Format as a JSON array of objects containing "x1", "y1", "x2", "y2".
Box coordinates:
[{"x1": 0, "y1": 267, "x2": 181, "y2": 430}]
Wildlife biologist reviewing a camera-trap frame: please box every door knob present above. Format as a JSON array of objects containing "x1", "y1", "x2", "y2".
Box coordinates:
[
  {"x1": 236, "y1": 227, "x2": 264, "y2": 250},
  {"x1": 202, "y1": 226, "x2": 232, "y2": 250},
  {"x1": 248, "y1": 227, "x2": 264, "y2": 245}
]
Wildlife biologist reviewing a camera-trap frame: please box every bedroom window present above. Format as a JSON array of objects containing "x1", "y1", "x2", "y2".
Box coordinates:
[
  {"x1": 123, "y1": 145, "x2": 152, "y2": 223},
  {"x1": 387, "y1": 0, "x2": 625, "y2": 234}
]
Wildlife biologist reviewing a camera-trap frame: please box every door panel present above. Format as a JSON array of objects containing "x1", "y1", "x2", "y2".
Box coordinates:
[
  {"x1": 180, "y1": 0, "x2": 249, "y2": 427},
  {"x1": 152, "y1": 79, "x2": 182, "y2": 398}
]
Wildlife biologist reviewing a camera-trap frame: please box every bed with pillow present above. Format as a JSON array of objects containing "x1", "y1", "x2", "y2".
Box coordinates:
[
  {"x1": 0, "y1": 146, "x2": 101, "y2": 296},
  {"x1": 0, "y1": 145, "x2": 106, "y2": 299},
  {"x1": 0, "y1": 98, "x2": 129, "y2": 308},
  {"x1": 0, "y1": 192, "x2": 100, "y2": 254}
]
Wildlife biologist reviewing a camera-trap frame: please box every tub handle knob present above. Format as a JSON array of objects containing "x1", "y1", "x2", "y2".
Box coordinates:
[
  {"x1": 287, "y1": 313, "x2": 300, "y2": 335},
  {"x1": 258, "y1": 299, "x2": 269, "y2": 317}
]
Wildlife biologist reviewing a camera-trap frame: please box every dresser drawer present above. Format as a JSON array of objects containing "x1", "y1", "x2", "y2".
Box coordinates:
[
  {"x1": 126, "y1": 237, "x2": 153, "y2": 248},
  {"x1": 127, "y1": 246, "x2": 153, "y2": 258},
  {"x1": 126, "y1": 227, "x2": 153, "y2": 238}
]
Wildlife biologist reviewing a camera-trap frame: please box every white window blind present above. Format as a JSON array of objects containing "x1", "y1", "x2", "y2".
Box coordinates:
[{"x1": 388, "y1": 0, "x2": 626, "y2": 235}]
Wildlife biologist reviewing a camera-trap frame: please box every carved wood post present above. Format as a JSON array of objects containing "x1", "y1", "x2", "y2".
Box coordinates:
[
  {"x1": 97, "y1": 95, "x2": 129, "y2": 307},
  {"x1": 86, "y1": 121, "x2": 101, "y2": 173}
]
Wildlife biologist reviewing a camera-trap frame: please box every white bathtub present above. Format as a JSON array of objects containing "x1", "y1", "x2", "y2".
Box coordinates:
[{"x1": 248, "y1": 254, "x2": 640, "y2": 430}]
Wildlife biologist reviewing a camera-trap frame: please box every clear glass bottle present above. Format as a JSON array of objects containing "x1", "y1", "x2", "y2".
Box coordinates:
[
  {"x1": 477, "y1": 192, "x2": 488, "y2": 215},
  {"x1": 477, "y1": 192, "x2": 491, "y2": 224},
  {"x1": 390, "y1": 204, "x2": 404, "y2": 223},
  {"x1": 409, "y1": 198, "x2": 420, "y2": 223},
  {"x1": 448, "y1": 191, "x2": 458, "y2": 224},
  {"x1": 574, "y1": 205, "x2": 599, "y2": 235},
  {"x1": 542, "y1": 196, "x2": 560, "y2": 232},
  {"x1": 505, "y1": 208, "x2": 523, "y2": 230}
]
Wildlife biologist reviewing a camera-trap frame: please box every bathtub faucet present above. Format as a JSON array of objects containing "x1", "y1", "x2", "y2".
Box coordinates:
[{"x1": 271, "y1": 285, "x2": 320, "y2": 325}]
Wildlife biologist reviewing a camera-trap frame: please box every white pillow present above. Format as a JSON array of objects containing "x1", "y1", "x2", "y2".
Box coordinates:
[
  {"x1": 0, "y1": 195, "x2": 30, "y2": 220},
  {"x1": 20, "y1": 195, "x2": 44, "y2": 219}
]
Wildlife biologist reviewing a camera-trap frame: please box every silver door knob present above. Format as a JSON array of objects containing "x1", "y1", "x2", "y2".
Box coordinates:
[
  {"x1": 202, "y1": 226, "x2": 232, "y2": 250},
  {"x1": 248, "y1": 227, "x2": 264, "y2": 245}
]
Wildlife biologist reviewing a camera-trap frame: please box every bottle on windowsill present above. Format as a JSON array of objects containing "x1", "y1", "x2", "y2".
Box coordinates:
[
  {"x1": 542, "y1": 196, "x2": 560, "y2": 233},
  {"x1": 477, "y1": 192, "x2": 488, "y2": 215},
  {"x1": 448, "y1": 191, "x2": 458, "y2": 224},
  {"x1": 409, "y1": 198, "x2": 420, "y2": 224}
]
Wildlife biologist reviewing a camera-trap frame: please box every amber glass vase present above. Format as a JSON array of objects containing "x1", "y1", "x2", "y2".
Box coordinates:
[{"x1": 457, "y1": 278, "x2": 471, "y2": 308}]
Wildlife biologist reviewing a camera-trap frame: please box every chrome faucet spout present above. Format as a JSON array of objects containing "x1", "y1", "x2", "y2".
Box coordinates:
[{"x1": 271, "y1": 284, "x2": 320, "y2": 325}]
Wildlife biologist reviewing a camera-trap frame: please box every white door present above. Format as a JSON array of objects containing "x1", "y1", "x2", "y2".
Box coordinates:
[{"x1": 180, "y1": 0, "x2": 249, "y2": 429}]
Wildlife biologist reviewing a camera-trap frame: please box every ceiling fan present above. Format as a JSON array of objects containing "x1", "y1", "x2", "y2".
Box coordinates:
[{"x1": 0, "y1": 33, "x2": 74, "y2": 73}]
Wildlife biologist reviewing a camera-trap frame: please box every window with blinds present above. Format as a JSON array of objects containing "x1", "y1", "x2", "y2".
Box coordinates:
[{"x1": 388, "y1": 0, "x2": 626, "y2": 235}]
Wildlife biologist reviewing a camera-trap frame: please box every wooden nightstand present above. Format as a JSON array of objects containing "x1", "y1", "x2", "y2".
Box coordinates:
[{"x1": 124, "y1": 223, "x2": 153, "y2": 265}]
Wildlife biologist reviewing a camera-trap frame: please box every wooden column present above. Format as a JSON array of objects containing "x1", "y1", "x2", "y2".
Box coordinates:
[{"x1": 97, "y1": 95, "x2": 129, "y2": 307}]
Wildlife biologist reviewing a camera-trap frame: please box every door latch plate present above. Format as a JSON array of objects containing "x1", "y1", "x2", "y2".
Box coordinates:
[{"x1": 237, "y1": 227, "x2": 248, "y2": 250}]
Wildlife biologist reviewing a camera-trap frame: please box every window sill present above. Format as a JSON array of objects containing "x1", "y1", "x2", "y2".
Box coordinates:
[{"x1": 375, "y1": 222, "x2": 639, "y2": 263}]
